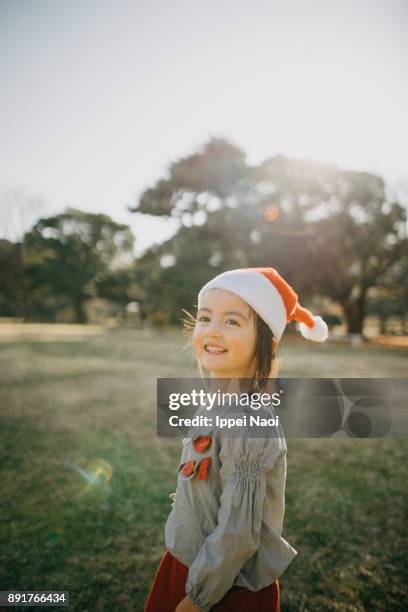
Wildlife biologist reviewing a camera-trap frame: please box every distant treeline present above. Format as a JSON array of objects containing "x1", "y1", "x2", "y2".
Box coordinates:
[{"x1": 1, "y1": 138, "x2": 407, "y2": 335}]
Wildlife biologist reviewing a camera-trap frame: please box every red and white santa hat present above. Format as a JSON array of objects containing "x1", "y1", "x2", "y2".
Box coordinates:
[{"x1": 198, "y1": 267, "x2": 328, "y2": 343}]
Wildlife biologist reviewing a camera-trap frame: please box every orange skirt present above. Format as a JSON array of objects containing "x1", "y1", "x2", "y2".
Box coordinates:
[{"x1": 144, "y1": 549, "x2": 280, "y2": 612}]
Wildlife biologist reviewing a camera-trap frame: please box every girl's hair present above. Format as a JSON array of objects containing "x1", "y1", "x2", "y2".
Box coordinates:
[
  {"x1": 182, "y1": 306, "x2": 277, "y2": 393},
  {"x1": 249, "y1": 310, "x2": 276, "y2": 393}
]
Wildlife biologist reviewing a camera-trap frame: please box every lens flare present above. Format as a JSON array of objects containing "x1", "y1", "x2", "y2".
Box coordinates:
[
  {"x1": 47, "y1": 529, "x2": 64, "y2": 545},
  {"x1": 264, "y1": 205, "x2": 280, "y2": 222},
  {"x1": 87, "y1": 459, "x2": 113, "y2": 485},
  {"x1": 64, "y1": 458, "x2": 113, "y2": 490}
]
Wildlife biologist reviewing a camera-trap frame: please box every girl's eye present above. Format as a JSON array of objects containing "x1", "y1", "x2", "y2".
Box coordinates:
[{"x1": 197, "y1": 316, "x2": 239, "y2": 326}]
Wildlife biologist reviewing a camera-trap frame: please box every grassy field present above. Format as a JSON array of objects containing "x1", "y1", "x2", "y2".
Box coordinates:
[{"x1": 0, "y1": 324, "x2": 407, "y2": 611}]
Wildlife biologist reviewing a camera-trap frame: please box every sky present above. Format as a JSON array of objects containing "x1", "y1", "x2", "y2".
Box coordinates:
[{"x1": 1, "y1": 0, "x2": 407, "y2": 254}]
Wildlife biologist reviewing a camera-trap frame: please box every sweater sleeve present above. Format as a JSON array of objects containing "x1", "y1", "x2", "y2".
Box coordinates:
[{"x1": 185, "y1": 434, "x2": 282, "y2": 612}]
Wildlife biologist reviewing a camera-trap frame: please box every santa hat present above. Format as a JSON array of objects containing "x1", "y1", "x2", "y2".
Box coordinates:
[{"x1": 197, "y1": 267, "x2": 328, "y2": 343}]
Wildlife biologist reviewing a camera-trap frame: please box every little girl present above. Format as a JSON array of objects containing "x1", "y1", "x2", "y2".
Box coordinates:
[{"x1": 145, "y1": 267, "x2": 328, "y2": 612}]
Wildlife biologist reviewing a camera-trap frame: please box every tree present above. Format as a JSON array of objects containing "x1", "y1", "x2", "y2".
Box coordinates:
[
  {"x1": 0, "y1": 239, "x2": 22, "y2": 316},
  {"x1": 368, "y1": 251, "x2": 408, "y2": 334},
  {"x1": 0, "y1": 188, "x2": 46, "y2": 319},
  {"x1": 130, "y1": 138, "x2": 248, "y2": 219},
  {"x1": 24, "y1": 209, "x2": 134, "y2": 323},
  {"x1": 95, "y1": 267, "x2": 142, "y2": 312},
  {"x1": 130, "y1": 138, "x2": 407, "y2": 334},
  {"x1": 130, "y1": 138, "x2": 259, "y2": 324},
  {"x1": 236, "y1": 155, "x2": 407, "y2": 334},
  {"x1": 303, "y1": 171, "x2": 407, "y2": 334}
]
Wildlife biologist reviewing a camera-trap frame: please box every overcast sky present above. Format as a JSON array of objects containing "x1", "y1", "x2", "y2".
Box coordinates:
[{"x1": 1, "y1": 0, "x2": 407, "y2": 254}]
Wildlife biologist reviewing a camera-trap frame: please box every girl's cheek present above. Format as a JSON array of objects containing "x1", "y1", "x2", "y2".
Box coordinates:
[{"x1": 192, "y1": 329, "x2": 202, "y2": 350}]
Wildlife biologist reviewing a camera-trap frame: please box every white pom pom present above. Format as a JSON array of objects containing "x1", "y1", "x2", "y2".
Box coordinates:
[{"x1": 298, "y1": 315, "x2": 328, "y2": 342}]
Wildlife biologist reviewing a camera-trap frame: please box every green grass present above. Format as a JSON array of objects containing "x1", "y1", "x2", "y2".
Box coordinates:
[{"x1": 0, "y1": 326, "x2": 407, "y2": 611}]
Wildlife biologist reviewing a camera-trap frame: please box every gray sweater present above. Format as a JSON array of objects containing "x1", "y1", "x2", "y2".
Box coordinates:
[{"x1": 165, "y1": 404, "x2": 298, "y2": 612}]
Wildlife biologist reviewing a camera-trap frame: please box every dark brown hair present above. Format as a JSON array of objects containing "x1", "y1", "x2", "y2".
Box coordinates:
[{"x1": 249, "y1": 311, "x2": 276, "y2": 393}]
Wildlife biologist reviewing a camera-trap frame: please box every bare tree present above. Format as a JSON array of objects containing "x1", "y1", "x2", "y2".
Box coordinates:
[{"x1": 0, "y1": 187, "x2": 46, "y2": 242}]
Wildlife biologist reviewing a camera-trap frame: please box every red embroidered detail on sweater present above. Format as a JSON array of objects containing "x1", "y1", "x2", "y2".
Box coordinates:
[
  {"x1": 193, "y1": 435, "x2": 212, "y2": 453},
  {"x1": 196, "y1": 457, "x2": 212, "y2": 480}
]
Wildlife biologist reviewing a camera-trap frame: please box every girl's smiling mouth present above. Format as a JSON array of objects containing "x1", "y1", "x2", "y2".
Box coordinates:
[{"x1": 204, "y1": 344, "x2": 228, "y2": 354}]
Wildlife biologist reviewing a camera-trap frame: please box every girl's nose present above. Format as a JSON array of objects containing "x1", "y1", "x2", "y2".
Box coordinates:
[{"x1": 208, "y1": 330, "x2": 221, "y2": 338}]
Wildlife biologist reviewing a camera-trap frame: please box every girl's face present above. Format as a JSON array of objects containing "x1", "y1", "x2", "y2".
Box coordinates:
[{"x1": 193, "y1": 288, "x2": 257, "y2": 379}]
